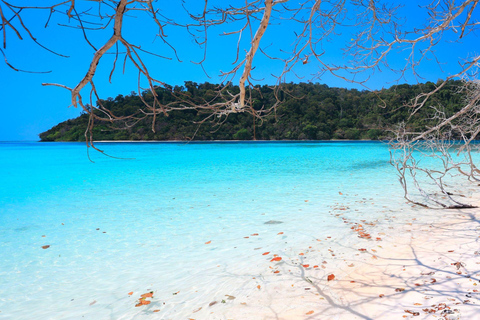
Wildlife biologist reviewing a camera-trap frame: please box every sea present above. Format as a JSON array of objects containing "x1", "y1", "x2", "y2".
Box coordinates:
[{"x1": 0, "y1": 141, "x2": 474, "y2": 319}]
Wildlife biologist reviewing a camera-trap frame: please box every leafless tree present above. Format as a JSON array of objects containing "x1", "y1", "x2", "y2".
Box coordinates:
[{"x1": 1, "y1": 0, "x2": 480, "y2": 204}]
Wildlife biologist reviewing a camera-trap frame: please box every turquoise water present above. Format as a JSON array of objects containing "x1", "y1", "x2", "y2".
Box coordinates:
[{"x1": 0, "y1": 141, "x2": 416, "y2": 319}]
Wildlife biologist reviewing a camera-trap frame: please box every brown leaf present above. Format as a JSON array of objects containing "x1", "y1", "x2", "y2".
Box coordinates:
[
  {"x1": 277, "y1": 232, "x2": 284, "y2": 235},
  {"x1": 42, "y1": 245, "x2": 50, "y2": 249},
  {"x1": 128, "y1": 292, "x2": 133, "y2": 295},
  {"x1": 209, "y1": 301, "x2": 217, "y2": 307},
  {"x1": 205, "y1": 241, "x2": 211, "y2": 244},
  {"x1": 306, "y1": 310, "x2": 314, "y2": 315},
  {"x1": 141, "y1": 292, "x2": 153, "y2": 298},
  {"x1": 135, "y1": 300, "x2": 151, "y2": 307},
  {"x1": 395, "y1": 288, "x2": 405, "y2": 292},
  {"x1": 327, "y1": 274, "x2": 335, "y2": 281},
  {"x1": 404, "y1": 310, "x2": 419, "y2": 316},
  {"x1": 262, "y1": 252, "x2": 270, "y2": 255},
  {"x1": 257, "y1": 285, "x2": 261, "y2": 290}
]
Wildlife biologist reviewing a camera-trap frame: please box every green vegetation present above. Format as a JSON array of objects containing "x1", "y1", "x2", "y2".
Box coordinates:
[{"x1": 40, "y1": 80, "x2": 465, "y2": 141}]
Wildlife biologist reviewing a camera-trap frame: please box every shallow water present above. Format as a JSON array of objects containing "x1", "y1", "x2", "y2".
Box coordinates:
[{"x1": 0, "y1": 141, "x2": 470, "y2": 319}]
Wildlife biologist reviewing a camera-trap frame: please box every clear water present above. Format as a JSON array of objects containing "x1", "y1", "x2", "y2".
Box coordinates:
[{"x1": 0, "y1": 141, "x2": 442, "y2": 319}]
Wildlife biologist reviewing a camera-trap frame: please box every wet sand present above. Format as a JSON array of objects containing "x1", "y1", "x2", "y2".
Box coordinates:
[{"x1": 183, "y1": 195, "x2": 480, "y2": 319}]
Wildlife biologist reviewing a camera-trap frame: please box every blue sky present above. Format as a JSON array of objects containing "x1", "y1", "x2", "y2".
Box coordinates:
[{"x1": 1, "y1": 1, "x2": 478, "y2": 141}]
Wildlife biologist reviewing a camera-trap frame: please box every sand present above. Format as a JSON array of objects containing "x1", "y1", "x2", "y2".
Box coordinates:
[{"x1": 181, "y1": 195, "x2": 480, "y2": 320}]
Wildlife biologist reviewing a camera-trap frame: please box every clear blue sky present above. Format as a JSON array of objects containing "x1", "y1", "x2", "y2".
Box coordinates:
[{"x1": 1, "y1": 1, "x2": 478, "y2": 141}]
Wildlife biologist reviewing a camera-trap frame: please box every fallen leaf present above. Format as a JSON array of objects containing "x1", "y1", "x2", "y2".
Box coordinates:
[
  {"x1": 257, "y1": 285, "x2": 261, "y2": 290},
  {"x1": 209, "y1": 301, "x2": 217, "y2": 307},
  {"x1": 273, "y1": 271, "x2": 280, "y2": 273},
  {"x1": 193, "y1": 307, "x2": 202, "y2": 313},
  {"x1": 262, "y1": 252, "x2": 270, "y2": 255},
  {"x1": 306, "y1": 310, "x2": 314, "y2": 315},
  {"x1": 128, "y1": 292, "x2": 133, "y2": 295},
  {"x1": 313, "y1": 265, "x2": 319, "y2": 268},
  {"x1": 395, "y1": 288, "x2": 405, "y2": 292},
  {"x1": 89, "y1": 300, "x2": 96, "y2": 306},
  {"x1": 251, "y1": 233, "x2": 259, "y2": 236},
  {"x1": 141, "y1": 292, "x2": 153, "y2": 298},
  {"x1": 327, "y1": 274, "x2": 335, "y2": 281},
  {"x1": 42, "y1": 245, "x2": 50, "y2": 249},
  {"x1": 299, "y1": 253, "x2": 304, "y2": 256},
  {"x1": 135, "y1": 300, "x2": 151, "y2": 307},
  {"x1": 339, "y1": 192, "x2": 343, "y2": 195},
  {"x1": 153, "y1": 309, "x2": 160, "y2": 312},
  {"x1": 404, "y1": 310, "x2": 420, "y2": 316},
  {"x1": 358, "y1": 248, "x2": 366, "y2": 252},
  {"x1": 271, "y1": 257, "x2": 282, "y2": 262},
  {"x1": 303, "y1": 264, "x2": 310, "y2": 268},
  {"x1": 205, "y1": 241, "x2": 211, "y2": 244},
  {"x1": 379, "y1": 294, "x2": 385, "y2": 298},
  {"x1": 277, "y1": 232, "x2": 284, "y2": 235}
]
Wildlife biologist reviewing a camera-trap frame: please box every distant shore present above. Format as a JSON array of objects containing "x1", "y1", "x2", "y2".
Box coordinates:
[{"x1": 90, "y1": 139, "x2": 381, "y2": 143}]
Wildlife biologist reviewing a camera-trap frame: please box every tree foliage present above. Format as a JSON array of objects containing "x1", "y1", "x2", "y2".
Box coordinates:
[{"x1": 40, "y1": 80, "x2": 466, "y2": 142}]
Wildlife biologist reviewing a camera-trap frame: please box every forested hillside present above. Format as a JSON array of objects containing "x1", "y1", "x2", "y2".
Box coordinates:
[{"x1": 40, "y1": 80, "x2": 464, "y2": 141}]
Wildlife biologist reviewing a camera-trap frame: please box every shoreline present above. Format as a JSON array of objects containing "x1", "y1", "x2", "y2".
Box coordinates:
[
  {"x1": 303, "y1": 196, "x2": 480, "y2": 319},
  {"x1": 327, "y1": 203, "x2": 480, "y2": 319},
  {"x1": 205, "y1": 190, "x2": 480, "y2": 320},
  {"x1": 36, "y1": 139, "x2": 383, "y2": 143}
]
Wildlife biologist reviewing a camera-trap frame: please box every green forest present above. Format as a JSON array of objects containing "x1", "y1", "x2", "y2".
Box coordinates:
[{"x1": 40, "y1": 80, "x2": 465, "y2": 142}]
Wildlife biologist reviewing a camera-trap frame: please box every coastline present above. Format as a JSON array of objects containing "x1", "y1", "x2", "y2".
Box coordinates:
[
  {"x1": 194, "y1": 188, "x2": 480, "y2": 320},
  {"x1": 2, "y1": 142, "x2": 479, "y2": 319},
  {"x1": 328, "y1": 200, "x2": 480, "y2": 319}
]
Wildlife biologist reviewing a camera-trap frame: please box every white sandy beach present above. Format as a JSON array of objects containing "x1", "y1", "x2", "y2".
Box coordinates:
[{"x1": 166, "y1": 192, "x2": 480, "y2": 320}]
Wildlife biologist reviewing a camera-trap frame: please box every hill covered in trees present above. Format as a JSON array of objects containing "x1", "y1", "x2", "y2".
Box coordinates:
[{"x1": 40, "y1": 80, "x2": 465, "y2": 141}]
